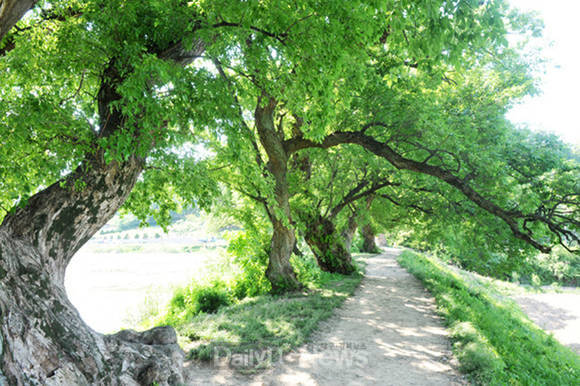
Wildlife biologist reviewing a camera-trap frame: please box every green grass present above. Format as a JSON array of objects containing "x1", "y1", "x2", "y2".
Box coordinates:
[
  {"x1": 142, "y1": 255, "x2": 367, "y2": 368},
  {"x1": 398, "y1": 250, "x2": 580, "y2": 385}
]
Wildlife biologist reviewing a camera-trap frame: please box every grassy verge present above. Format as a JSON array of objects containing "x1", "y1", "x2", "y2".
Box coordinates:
[
  {"x1": 398, "y1": 250, "x2": 579, "y2": 385},
  {"x1": 138, "y1": 254, "x2": 367, "y2": 369}
]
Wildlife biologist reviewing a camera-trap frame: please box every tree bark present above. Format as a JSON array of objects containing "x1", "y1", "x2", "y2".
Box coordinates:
[
  {"x1": 255, "y1": 95, "x2": 301, "y2": 293},
  {"x1": 341, "y1": 213, "x2": 358, "y2": 252},
  {"x1": 0, "y1": 157, "x2": 186, "y2": 385},
  {"x1": 360, "y1": 223, "x2": 379, "y2": 253},
  {"x1": 304, "y1": 214, "x2": 355, "y2": 274},
  {"x1": 360, "y1": 196, "x2": 379, "y2": 254},
  {"x1": 0, "y1": 0, "x2": 37, "y2": 41},
  {"x1": 0, "y1": 229, "x2": 185, "y2": 384}
]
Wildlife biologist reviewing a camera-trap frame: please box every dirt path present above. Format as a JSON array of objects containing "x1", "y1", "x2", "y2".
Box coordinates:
[
  {"x1": 185, "y1": 249, "x2": 466, "y2": 385},
  {"x1": 513, "y1": 292, "x2": 580, "y2": 355}
]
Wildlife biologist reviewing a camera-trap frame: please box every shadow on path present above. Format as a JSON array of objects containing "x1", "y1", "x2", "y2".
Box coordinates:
[{"x1": 186, "y1": 249, "x2": 466, "y2": 385}]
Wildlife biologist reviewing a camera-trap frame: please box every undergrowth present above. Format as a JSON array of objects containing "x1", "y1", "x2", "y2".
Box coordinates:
[
  {"x1": 398, "y1": 250, "x2": 579, "y2": 385},
  {"x1": 137, "y1": 244, "x2": 367, "y2": 368}
]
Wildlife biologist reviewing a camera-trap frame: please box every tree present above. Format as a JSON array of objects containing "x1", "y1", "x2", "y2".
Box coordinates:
[
  {"x1": 359, "y1": 196, "x2": 381, "y2": 254},
  {"x1": 0, "y1": 1, "x2": 222, "y2": 383},
  {"x1": 1, "y1": 0, "x2": 577, "y2": 383},
  {"x1": 369, "y1": 129, "x2": 579, "y2": 278},
  {"x1": 201, "y1": 0, "x2": 395, "y2": 291},
  {"x1": 0, "y1": 0, "x2": 408, "y2": 379},
  {"x1": 201, "y1": 0, "x2": 545, "y2": 291},
  {"x1": 292, "y1": 148, "x2": 393, "y2": 272},
  {"x1": 207, "y1": 0, "x2": 576, "y2": 293}
]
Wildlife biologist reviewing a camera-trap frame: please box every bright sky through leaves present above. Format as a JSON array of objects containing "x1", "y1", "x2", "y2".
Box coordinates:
[{"x1": 507, "y1": 0, "x2": 580, "y2": 145}]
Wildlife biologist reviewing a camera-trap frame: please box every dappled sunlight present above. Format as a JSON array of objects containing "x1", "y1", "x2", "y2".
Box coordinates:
[{"x1": 217, "y1": 250, "x2": 466, "y2": 385}]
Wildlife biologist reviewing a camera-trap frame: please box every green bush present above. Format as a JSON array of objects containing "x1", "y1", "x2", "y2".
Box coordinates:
[
  {"x1": 397, "y1": 226, "x2": 579, "y2": 287},
  {"x1": 195, "y1": 286, "x2": 231, "y2": 314},
  {"x1": 161, "y1": 280, "x2": 232, "y2": 325},
  {"x1": 291, "y1": 252, "x2": 322, "y2": 286},
  {"x1": 522, "y1": 248, "x2": 579, "y2": 286},
  {"x1": 350, "y1": 233, "x2": 364, "y2": 253},
  {"x1": 226, "y1": 230, "x2": 271, "y2": 298}
]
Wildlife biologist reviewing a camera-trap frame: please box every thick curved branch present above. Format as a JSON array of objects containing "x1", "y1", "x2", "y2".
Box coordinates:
[
  {"x1": 378, "y1": 193, "x2": 433, "y2": 215},
  {"x1": 286, "y1": 130, "x2": 568, "y2": 253},
  {"x1": 329, "y1": 179, "x2": 396, "y2": 219},
  {"x1": 0, "y1": 0, "x2": 37, "y2": 41},
  {"x1": 212, "y1": 21, "x2": 287, "y2": 45}
]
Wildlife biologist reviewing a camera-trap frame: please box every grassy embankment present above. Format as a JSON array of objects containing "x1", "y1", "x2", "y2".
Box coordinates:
[
  {"x1": 136, "y1": 253, "x2": 368, "y2": 368},
  {"x1": 398, "y1": 250, "x2": 579, "y2": 385}
]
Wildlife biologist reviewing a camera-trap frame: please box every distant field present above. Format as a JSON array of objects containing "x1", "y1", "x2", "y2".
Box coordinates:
[{"x1": 65, "y1": 243, "x2": 224, "y2": 333}]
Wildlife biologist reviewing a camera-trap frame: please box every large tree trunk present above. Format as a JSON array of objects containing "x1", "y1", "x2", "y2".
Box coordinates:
[
  {"x1": 0, "y1": 57, "x2": 196, "y2": 383},
  {"x1": 304, "y1": 215, "x2": 355, "y2": 275},
  {"x1": 0, "y1": 154, "x2": 185, "y2": 384},
  {"x1": 255, "y1": 96, "x2": 301, "y2": 293},
  {"x1": 341, "y1": 213, "x2": 358, "y2": 253},
  {"x1": 360, "y1": 224, "x2": 379, "y2": 253},
  {"x1": 0, "y1": 230, "x2": 184, "y2": 385},
  {"x1": 267, "y1": 218, "x2": 301, "y2": 293},
  {"x1": 360, "y1": 195, "x2": 379, "y2": 254}
]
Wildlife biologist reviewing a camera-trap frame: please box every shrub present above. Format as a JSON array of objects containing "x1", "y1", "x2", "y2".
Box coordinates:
[
  {"x1": 195, "y1": 287, "x2": 230, "y2": 314},
  {"x1": 161, "y1": 280, "x2": 232, "y2": 325},
  {"x1": 523, "y1": 248, "x2": 579, "y2": 286},
  {"x1": 291, "y1": 252, "x2": 322, "y2": 286},
  {"x1": 226, "y1": 230, "x2": 271, "y2": 298}
]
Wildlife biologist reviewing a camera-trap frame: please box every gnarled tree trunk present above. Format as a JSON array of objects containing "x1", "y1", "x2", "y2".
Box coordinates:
[
  {"x1": 255, "y1": 95, "x2": 301, "y2": 293},
  {"x1": 0, "y1": 48, "x2": 204, "y2": 382},
  {"x1": 341, "y1": 213, "x2": 358, "y2": 253},
  {"x1": 0, "y1": 155, "x2": 185, "y2": 384},
  {"x1": 304, "y1": 215, "x2": 355, "y2": 275},
  {"x1": 360, "y1": 224, "x2": 379, "y2": 253}
]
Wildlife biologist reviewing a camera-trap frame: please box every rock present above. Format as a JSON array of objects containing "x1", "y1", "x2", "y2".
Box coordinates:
[{"x1": 141, "y1": 326, "x2": 178, "y2": 345}]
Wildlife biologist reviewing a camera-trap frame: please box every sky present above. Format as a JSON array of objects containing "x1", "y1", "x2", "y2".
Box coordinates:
[{"x1": 506, "y1": 0, "x2": 580, "y2": 145}]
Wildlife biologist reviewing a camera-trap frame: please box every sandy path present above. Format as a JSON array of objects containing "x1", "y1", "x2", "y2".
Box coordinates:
[
  {"x1": 513, "y1": 292, "x2": 580, "y2": 355},
  {"x1": 185, "y1": 249, "x2": 466, "y2": 385}
]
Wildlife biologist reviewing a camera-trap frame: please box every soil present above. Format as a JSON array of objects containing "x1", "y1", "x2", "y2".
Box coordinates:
[{"x1": 184, "y1": 249, "x2": 467, "y2": 385}]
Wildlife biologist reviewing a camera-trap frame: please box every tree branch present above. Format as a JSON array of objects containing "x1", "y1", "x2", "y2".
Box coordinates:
[
  {"x1": 0, "y1": 0, "x2": 37, "y2": 41},
  {"x1": 285, "y1": 129, "x2": 571, "y2": 253}
]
